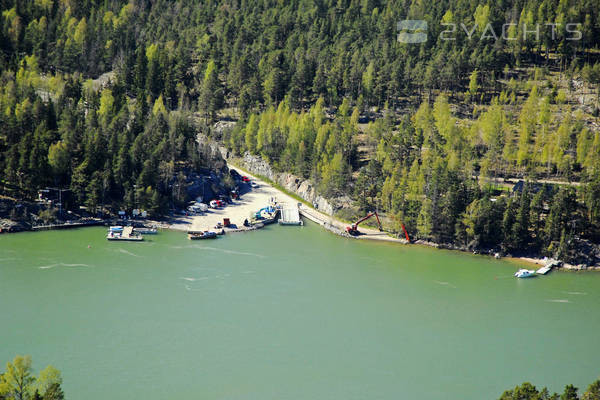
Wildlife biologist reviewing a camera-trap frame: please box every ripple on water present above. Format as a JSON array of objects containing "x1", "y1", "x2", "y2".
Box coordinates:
[
  {"x1": 168, "y1": 244, "x2": 265, "y2": 258},
  {"x1": 180, "y1": 277, "x2": 209, "y2": 282},
  {"x1": 434, "y1": 280, "x2": 457, "y2": 288},
  {"x1": 115, "y1": 248, "x2": 142, "y2": 257},
  {"x1": 38, "y1": 263, "x2": 92, "y2": 269}
]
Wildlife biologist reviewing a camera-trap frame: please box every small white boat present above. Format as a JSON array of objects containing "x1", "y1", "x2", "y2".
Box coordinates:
[
  {"x1": 515, "y1": 269, "x2": 536, "y2": 278},
  {"x1": 187, "y1": 231, "x2": 218, "y2": 240}
]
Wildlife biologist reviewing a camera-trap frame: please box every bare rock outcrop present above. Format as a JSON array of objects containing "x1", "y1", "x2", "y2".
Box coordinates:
[{"x1": 238, "y1": 153, "x2": 337, "y2": 216}]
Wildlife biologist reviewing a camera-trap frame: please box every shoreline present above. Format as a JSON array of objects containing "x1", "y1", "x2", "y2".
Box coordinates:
[
  {"x1": 218, "y1": 165, "x2": 600, "y2": 272},
  {"x1": 3, "y1": 166, "x2": 598, "y2": 272}
]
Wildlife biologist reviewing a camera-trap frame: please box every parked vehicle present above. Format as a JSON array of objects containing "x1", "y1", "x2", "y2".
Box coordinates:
[
  {"x1": 229, "y1": 169, "x2": 242, "y2": 180},
  {"x1": 209, "y1": 199, "x2": 224, "y2": 208},
  {"x1": 250, "y1": 181, "x2": 259, "y2": 188},
  {"x1": 187, "y1": 205, "x2": 205, "y2": 214},
  {"x1": 194, "y1": 202, "x2": 208, "y2": 212},
  {"x1": 241, "y1": 176, "x2": 250, "y2": 183},
  {"x1": 218, "y1": 194, "x2": 231, "y2": 203}
]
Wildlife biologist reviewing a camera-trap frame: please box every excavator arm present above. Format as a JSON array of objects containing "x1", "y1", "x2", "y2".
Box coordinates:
[{"x1": 347, "y1": 212, "x2": 383, "y2": 235}]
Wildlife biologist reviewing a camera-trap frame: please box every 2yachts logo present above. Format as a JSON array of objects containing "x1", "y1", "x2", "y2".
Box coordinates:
[
  {"x1": 397, "y1": 20, "x2": 428, "y2": 43},
  {"x1": 397, "y1": 20, "x2": 582, "y2": 44}
]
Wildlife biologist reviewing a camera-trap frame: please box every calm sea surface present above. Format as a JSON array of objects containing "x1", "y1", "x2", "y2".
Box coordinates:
[{"x1": 1, "y1": 222, "x2": 599, "y2": 399}]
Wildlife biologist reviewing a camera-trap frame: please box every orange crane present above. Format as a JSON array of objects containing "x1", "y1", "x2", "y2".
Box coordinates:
[
  {"x1": 400, "y1": 223, "x2": 411, "y2": 242},
  {"x1": 390, "y1": 214, "x2": 411, "y2": 242},
  {"x1": 346, "y1": 212, "x2": 383, "y2": 236}
]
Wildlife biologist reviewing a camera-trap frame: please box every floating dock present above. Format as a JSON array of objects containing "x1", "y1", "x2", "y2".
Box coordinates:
[
  {"x1": 536, "y1": 260, "x2": 561, "y2": 275},
  {"x1": 32, "y1": 219, "x2": 103, "y2": 231},
  {"x1": 279, "y1": 207, "x2": 303, "y2": 225},
  {"x1": 107, "y1": 226, "x2": 144, "y2": 241}
]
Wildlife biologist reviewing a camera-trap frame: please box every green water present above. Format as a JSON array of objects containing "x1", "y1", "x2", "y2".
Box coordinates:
[{"x1": 1, "y1": 222, "x2": 599, "y2": 399}]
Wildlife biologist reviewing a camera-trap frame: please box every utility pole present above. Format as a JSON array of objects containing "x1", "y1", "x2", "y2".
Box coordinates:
[
  {"x1": 47, "y1": 187, "x2": 69, "y2": 218},
  {"x1": 133, "y1": 184, "x2": 138, "y2": 218}
]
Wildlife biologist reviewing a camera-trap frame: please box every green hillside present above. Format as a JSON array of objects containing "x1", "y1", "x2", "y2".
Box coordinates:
[{"x1": 1, "y1": 0, "x2": 600, "y2": 262}]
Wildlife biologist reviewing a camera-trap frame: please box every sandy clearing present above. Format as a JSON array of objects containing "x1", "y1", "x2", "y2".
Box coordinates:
[
  {"x1": 164, "y1": 168, "x2": 301, "y2": 233},
  {"x1": 160, "y1": 165, "x2": 406, "y2": 244},
  {"x1": 225, "y1": 166, "x2": 399, "y2": 241}
]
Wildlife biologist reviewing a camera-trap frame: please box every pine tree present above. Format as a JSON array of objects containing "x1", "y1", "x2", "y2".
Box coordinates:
[{"x1": 199, "y1": 60, "x2": 223, "y2": 123}]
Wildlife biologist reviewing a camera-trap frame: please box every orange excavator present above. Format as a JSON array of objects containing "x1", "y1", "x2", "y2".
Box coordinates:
[
  {"x1": 346, "y1": 212, "x2": 383, "y2": 236},
  {"x1": 346, "y1": 211, "x2": 411, "y2": 242}
]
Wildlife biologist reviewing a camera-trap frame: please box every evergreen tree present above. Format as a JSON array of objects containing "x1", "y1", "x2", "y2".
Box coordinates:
[{"x1": 199, "y1": 60, "x2": 222, "y2": 123}]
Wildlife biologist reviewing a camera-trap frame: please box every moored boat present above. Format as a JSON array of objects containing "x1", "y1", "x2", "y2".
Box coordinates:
[
  {"x1": 515, "y1": 269, "x2": 536, "y2": 278},
  {"x1": 258, "y1": 215, "x2": 277, "y2": 225},
  {"x1": 251, "y1": 207, "x2": 279, "y2": 225},
  {"x1": 188, "y1": 231, "x2": 218, "y2": 240}
]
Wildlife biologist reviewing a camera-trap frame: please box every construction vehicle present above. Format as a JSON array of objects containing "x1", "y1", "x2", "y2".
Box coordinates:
[
  {"x1": 346, "y1": 212, "x2": 383, "y2": 236},
  {"x1": 346, "y1": 211, "x2": 412, "y2": 241},
  {"x1": 399, "y1": 223, "x2": 411, "y2": 242},
  {"x1": 390, "y1": 214, "x2": 411, "y2": 242}
]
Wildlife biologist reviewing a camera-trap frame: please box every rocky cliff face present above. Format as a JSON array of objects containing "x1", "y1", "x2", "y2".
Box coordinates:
[
  {"x1": 197, "y1": 124, "x2": 346, "y2": 216},
  {"x1": 238, "y1": 153, "x2": 339, "y2": 216}
]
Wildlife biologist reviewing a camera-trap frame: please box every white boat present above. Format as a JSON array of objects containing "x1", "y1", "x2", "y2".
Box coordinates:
[
  {"x1": 187, "y1": 231, "x2": 218, "y2": 240},
  {"x1": 515, "y1": 269, "x2": 536, "y2": 278}
]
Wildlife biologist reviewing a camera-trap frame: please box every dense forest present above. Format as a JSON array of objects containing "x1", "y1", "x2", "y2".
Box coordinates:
[{"x1": 1, "y1": 0, "x2": 600, "y2": 261}]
